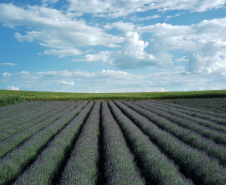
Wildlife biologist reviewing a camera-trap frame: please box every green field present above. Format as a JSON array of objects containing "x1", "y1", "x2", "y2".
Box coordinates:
[
  {"x1": 1, "y1": 89, "x2": 226, "y2": 106},
  {"x1": 1, "y1": 89, "x2": 226, "y2": 107}
]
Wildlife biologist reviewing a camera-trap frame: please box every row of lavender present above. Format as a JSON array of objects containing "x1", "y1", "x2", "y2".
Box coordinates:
[
  {"x1": 116, "y1": 101, "x2": 226, "y2": 184},
  {"x1": 0, "y1": 100, "x2": 225, "y2": 184}
]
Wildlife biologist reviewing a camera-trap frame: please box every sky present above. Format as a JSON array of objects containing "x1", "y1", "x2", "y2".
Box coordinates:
[{"x1": 0, "y1": 0, "x2": 226, "y2": 93}]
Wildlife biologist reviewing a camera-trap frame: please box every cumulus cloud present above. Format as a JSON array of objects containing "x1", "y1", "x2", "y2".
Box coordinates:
[
  {"x1": 0, "y1": 3, "x2": 123, "y2": 58},
  {"x1": 7, "y1": 86, "x2": 19, "y2": 90},
  {"x1": 89, "y1": 17, "x2": 226, "y2": 73},
  {"x1": 86, "y1": 32, "x2": 161, "y2": 69},
  {"x1": 0, "y1": 2, "x2": 225, "y2": 75},
  {"x1": 134, "y1": 18, "x2": 226, "y2": 75}
]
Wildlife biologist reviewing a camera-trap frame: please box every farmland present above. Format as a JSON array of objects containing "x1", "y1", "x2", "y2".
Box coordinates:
[
  {"x1": 0, "y1": 100, "x2": 226, "y2": 185},
  {"x1": 1, "y1": 89, "x2": 226, "y2": 107}
]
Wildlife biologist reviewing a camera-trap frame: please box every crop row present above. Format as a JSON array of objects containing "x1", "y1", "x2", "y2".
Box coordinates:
[
  {"x1": 13, "y1": 102, "x2": 93, "y2": 184},
  {"x1": 101, "y1": 102, "x2": 144, "y2": 185},
  {"x1": 0, "y1": 101, "x2": 39, "y2": 119},
  {"x1": 0, "y1": 100, "x2": 225, "y2": 185},
  {"x1": 0, "y1": 101, "x2": 77, "y2": 158},
  {"x1": 0, "y1": 101, "x2": 87, "y2": 184},
  {"x1": 116, "y1": 101, "x2": 226, "y2": 184},
  {"x1": 109, "y1": 101, "x2": 192, "y2": 184},
  {"x1": 138, "y1": 101, "x2": 226, "y2": 145},
  {"x1": 144, "y1": 100, "x2": 226, "y2": 133},
  {"x1": 123, "y1": 101, "x2": 226, "y2": 165},
  {"x1": 0, "y1": 101, "x2": 51, "y2": 127},
  {"x1": 152, "y1": 100, "x2": 226, "y2": 124},
  {"x1": 0, "y1": 101, "x2": 68, "y2": 142},
  {"x1": 59, "y1": 101, "x2": 100, "y2": 184}
]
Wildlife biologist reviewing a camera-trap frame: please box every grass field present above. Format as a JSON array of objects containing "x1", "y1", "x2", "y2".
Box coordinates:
[
  {"x1": 0, "y1": 100, "x2": 225, "y2": 184},
  {"x1": 1, "y1": 89, "x2": 226, "y2": 107}
]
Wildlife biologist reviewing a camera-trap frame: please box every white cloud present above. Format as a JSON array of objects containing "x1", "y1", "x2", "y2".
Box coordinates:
[
  {"x1": 104, "y1": 21, "x2": 135, "y2": 32},
  {"x1": 85, "y1": 32, "x2": 161, "y2": 69},
  {"x1": 0, "y1": 2, "x2": 226, "y2": 77},
  {"x1": 145, "y1": 87, "x2": 166, "y2": 92},
  {"x1": 42, "y1": 0, "x2": 59, "y2": 5},
  {"x1": 2, "y1": 72, "x2": 11, "y2": 77},
  {"x1": 0, "y1": 3, "x2": 123, "y2": 58},
  {"x1": 7, "y1": 86, "x2": 19, "y2": 90},
  {"x1": 138, "y1": 15, "x2": 160, "y2": 21},
  {"x1": 86, "y1": 51, "x2": 113, "y2": 64},
  {"x1": 0, "y1": 63, "x2": 16, "y2": 66},
  {"x1": 14, "y1": 32, "x2": 35, "y2": 42},
  {"x1": 67, "y1": 0, "x2": 226, "y2": 17},
  {"x1": 135, "y1": 18, "x2": 226, "y2": 75},
  {"x1": 19, "y1": 71, "x2": 30, "y2": 74},
  {"x1": 44, "y1": 48, "x2": 82, "y2": 58},
  {"x1": 87, "y1": 17, "x2": 226, "y2": 73},
  {"x1": 60, "y1": 80, "x2": 74, "y2": 86},
  {"x1": 1, "y1": 69, "x2": 225, "y2": 92},
  {"x1": 176, "y1": 56, "x2": 189, "y2": 62}
]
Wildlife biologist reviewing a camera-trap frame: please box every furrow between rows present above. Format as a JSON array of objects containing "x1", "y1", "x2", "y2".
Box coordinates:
[
  {"x1": 143, "y1": 100, "x2": 226, "y2": 133},
  {"x1": 100, "y1": 102, "x2": 145, "y2": 185},
  {"x1": 0, "y1": 101, "x2": 41, "y2": 120},
  {"x1": 116, "y1": 101, "x2": 226, "y2": 185},
  {"x1": 152, "y1": 100, "x2": 226, "y2": 119},
  {"x1": 13, "y1": 102, "x2": 93, "y2": 185},
  {"x1": 150, "y1": 100, "x2": 226, "y2": 125},
  {"x1": 58, "y1": 101, "x2": 100, "y2": 185},
  {"x1": 0, "y1": 101, "x2": 52, "y2": 127},
  {"x1": 125, "y1": 101, "x2": 226, "y2": 165},
  {"x1": 109, "y1": 101, "x2": 193, "y2": 185},
  {"x1": 0, "y1": 101, "x2": 87, "y2": 185},
  {"x1": 0, "y1": 101, "x2": 76, "y2": 158},
  {"x1": 134, "y1": 101, "x2": 226, "y2": 145},
  {"x1": 0, "y1": 101, "x2": 68, "y2": 142}
]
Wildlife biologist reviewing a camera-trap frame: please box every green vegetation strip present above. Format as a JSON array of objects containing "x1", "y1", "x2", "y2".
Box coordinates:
[
  {"x1": 59, "y1": 101, "x2": 100, "y2": 185},
  {"x1": 0, "y1": 96, "x2": 26, "y2": 107},
  {"x1": 1, "y1": 89, "x2": 226, "y2": 104},
  {"x1": 116, "y1": 101, "x2": 226, "y2": 184},
  {"x1": 13, "y1": 102, "x2": 93, "y2": 185}
]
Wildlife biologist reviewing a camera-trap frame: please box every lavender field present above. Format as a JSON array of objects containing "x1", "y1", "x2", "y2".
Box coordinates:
[{"x1": 0, "y1": 100, "x2": 225, "y2": 185}]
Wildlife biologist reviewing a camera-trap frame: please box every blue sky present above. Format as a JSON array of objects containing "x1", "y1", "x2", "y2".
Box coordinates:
[{"x1": 0, "y1": 0, "x2": 226, "y2": 92}]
